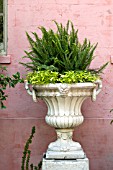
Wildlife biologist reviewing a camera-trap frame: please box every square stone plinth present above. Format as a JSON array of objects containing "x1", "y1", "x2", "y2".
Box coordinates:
[{"x1": 42, "y1": 158, "x2": 89, "y2": 170}]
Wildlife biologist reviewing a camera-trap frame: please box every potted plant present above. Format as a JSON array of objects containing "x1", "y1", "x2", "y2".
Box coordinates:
[{"x1": 21, "y1": 20, "x2": 107, "y2": 168}]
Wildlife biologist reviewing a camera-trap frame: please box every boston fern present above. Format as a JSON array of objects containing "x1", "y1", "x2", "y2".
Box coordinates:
[
  {"x1": 22, "y1": 20, "x2": 102, "y2": 73},
  {"x1": 21, "y1": 20, "x2": 108, "y2": 84}
]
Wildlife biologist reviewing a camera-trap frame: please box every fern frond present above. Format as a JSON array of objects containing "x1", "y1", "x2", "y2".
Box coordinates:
[{"x1": 21, "y1": 21, "x2": 107, "y2": 75}]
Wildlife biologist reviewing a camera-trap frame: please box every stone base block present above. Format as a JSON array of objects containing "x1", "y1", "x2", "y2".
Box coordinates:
[{"x1": 42, "y1": 158, "x2": 89, "y2": 170}]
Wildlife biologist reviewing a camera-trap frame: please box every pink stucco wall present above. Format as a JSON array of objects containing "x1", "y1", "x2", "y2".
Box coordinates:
[{"x1": 0, "y1": 0, "x2": 113, "y2": 169}]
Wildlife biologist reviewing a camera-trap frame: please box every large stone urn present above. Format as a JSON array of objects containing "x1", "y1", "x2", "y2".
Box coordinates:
[{"x1": 25, "y1": 80, "x2": 102, "y2": 170}]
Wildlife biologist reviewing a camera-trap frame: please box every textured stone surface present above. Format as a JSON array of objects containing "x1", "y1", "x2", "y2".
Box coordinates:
[
  {"x1": 46, "y1": 150, "x2": 86, "y2": 159},
  {"x1": 42, "y1": 158, "x2": 89, "y2": 170},
  {"x1": 1, "y1": 119, "x2": 113, "y2": 170}
]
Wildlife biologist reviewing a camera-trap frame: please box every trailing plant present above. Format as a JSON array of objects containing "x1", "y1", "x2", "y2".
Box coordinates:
[
  {"x1": 59, "y1": 70, "x2": 98, "y2": 83},
  {"x1": 21, "y1": 20, "x2": 107, "y2": 74},
  {"x1": 21, "y1": 126, "x2": 42, "y2": 170},
  {"x1": 27, "y1": 70, "x2": 59, "y2": 85},
  {"x1": 0, "y1": 65, "x2": 24, "y2": 109},
  {"x1": 26, "y1": 70, "x2": 99, "y2": 85}
]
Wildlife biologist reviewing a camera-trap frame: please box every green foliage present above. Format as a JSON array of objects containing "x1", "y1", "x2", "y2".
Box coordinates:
[
  {"x1": 21, "y1": 126, "x2": 42, "y2": 170},
  {"x1": 21, "y1": 20, "x2": 104, "y2": 74},
  {"x1": 27, "y1": 70, "x2": 59, "y2": 85},
  {"x1": 59, "y1": 71, "x2": 98, "y2": 83},
  {"x1": 26, "y1": 70, "x2": 99, "y2": 85},
  {"x1": 0, "y1": 65, "x2": 24, "y2": 109}
]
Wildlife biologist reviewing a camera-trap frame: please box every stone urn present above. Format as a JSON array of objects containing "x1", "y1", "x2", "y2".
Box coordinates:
[{"x1": 25, "y1": 80, "x2": 102, "y2": 159}]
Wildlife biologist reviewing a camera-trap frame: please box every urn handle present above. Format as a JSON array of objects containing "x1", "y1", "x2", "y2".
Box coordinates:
[
  {"x1": 92, "y1": 80, "x2": 102, "y2": 101},
  {"x1": 24, "y1": 80, "x2": 37, "y2": 102}
]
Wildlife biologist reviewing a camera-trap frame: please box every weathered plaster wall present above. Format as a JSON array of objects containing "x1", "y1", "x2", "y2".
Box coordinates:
[{"x1": 0, "y1": 0, "x2": 113, "y2": 169}]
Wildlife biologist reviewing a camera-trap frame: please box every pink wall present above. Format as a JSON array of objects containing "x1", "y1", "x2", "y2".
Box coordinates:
[{"x1": 0, "y1": 0, "x2": 113, "y2": 169}]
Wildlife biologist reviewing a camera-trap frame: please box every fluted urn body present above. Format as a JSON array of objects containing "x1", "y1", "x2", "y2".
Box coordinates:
[
  {"x1": 25, "y1": 81, "x2": 102, "y2": 159},
  {"x1": 29, "y1": 82, "x2": 101, "y2": 159}
]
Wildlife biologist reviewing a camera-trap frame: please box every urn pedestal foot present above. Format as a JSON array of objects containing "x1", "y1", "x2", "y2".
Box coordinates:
[
  {"x1": 42, "y1": 128, "x2": 89, "y2": 170},
  {"x1": 46, "y1": 129, "x2": 85, "y2": 159}
]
